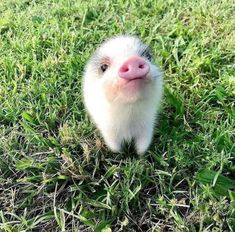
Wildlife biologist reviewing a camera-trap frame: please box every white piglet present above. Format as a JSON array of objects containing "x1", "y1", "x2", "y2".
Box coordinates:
[{"x1": 83, "y1": 35, "x2": 163, "y2": 154}]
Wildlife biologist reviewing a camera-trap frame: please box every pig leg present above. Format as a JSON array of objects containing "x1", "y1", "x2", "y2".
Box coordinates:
[
  {"x1": 102, "y1": 130, "x2": 122, "y2": 153},
  {"x1": 135, "y1": 128, "x2": 153, "y2": 155}
]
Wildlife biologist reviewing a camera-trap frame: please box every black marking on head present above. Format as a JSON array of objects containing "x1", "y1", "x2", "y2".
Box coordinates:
[{"x1": 140, "y1": 46, "x2": 153, "y2": 61}]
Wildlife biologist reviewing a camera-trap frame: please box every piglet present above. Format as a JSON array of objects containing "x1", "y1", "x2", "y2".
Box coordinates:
[{"x1": 83, "y1": 35, "x2": 163, "y2": 154}]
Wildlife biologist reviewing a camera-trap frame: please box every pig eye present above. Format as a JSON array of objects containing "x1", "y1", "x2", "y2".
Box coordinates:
[{"x1": 100, "y1": 64, "x2": 108, "y2": 72}]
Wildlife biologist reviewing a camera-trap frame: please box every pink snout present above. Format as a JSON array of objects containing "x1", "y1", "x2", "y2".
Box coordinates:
[{"x1": 118, "y1": 56, "x2": 150, "y2": 80}]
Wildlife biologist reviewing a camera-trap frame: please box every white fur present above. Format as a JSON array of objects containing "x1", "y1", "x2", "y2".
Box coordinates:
[{"x1": 83, "y1": 35, "x2": 163, "y2": 154}]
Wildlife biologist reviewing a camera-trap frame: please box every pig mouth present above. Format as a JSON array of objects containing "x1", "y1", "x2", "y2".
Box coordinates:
[
  {"x1": 124, "y1": 75, "x2": 150, "y2": 84},
  {"x1": 119, "y1": 76, "x2": 151, "y2": 91},
  {"x1": 124, "y1": 74, "x2": 149, "y2": 82},
  {"x1": 128, "y1": 77, "x2": 145, "y2": 81},
  {"x1": 116, "y1": 75, "x2": 151, "y2": 90}
]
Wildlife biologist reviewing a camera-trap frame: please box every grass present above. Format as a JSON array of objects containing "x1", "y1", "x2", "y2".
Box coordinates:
[{"x1": 0, "y1": 0, "x2": 234, "y2": 231}]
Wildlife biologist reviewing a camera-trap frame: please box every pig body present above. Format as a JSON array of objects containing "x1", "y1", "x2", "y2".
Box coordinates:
[{"x1": 83, "y1": 36, "x2": 163, "y2": 154}]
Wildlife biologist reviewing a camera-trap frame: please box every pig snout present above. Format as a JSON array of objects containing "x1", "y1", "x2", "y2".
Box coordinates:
[{"x1": 118, "y1": 56, "x2": 150, "y2": 80}]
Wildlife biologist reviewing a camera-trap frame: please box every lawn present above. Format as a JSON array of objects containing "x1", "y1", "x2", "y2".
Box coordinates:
[{"x1": 0, "y1": 0, "x2": 234, "y2": 231}]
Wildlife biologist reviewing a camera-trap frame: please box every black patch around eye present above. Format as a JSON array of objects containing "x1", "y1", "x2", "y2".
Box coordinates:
[
  {"x1": 141, "y1": 48, "x2": 152, "y2": 61},
  {"x1": 100, "y1": 64, "x2": 108, "y2": 72}
]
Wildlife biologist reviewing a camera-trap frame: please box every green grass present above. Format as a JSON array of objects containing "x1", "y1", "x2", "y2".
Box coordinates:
[{"x1": 0, "y1": 0, "x2": 234, "y2": 231}]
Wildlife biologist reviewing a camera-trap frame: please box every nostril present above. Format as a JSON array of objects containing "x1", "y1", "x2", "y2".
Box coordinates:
[
  {"x1": 120, "y1": 66, "x2": 129, "y2": 73},
  {"x1": 139, "y1": 64, "x2": 144, "y2": 69}
]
